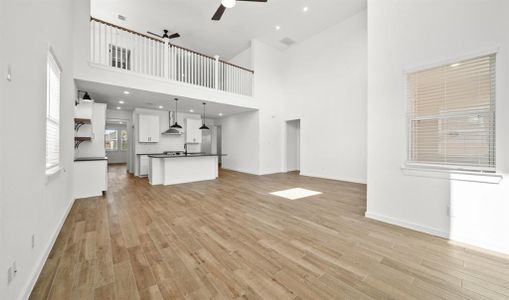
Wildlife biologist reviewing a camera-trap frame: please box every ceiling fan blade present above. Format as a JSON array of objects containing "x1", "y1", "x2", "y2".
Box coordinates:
[
  {"x1": 212, "y1": 4, "x2": 226, "y2": 21},
  {"x1": 237, "y1": 0, "x2": 268, "y2": 2},
  {"x1": 169, "y1": 33, "x2": 181, "y2": 39},
  {"x1": 147, "y1": 31, "x2": 163, "y2": 38}
]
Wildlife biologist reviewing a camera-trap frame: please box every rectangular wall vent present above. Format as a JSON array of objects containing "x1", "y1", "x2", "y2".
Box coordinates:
[{"x1": 280, "y1": 37, "x2": 296, "y2": 46}]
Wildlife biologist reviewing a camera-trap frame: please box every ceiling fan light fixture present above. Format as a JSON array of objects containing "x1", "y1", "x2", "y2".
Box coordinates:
[{"x1": 221, "y1": 0, "x2": 236, "y2": 8}]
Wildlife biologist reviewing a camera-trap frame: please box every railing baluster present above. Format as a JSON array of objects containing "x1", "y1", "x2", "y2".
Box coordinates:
[{"x1": 89, "y1": 18, "x2": 253, "y2": 96}]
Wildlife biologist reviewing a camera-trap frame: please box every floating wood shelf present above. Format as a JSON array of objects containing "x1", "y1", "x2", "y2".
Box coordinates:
[
  {"x1": 74, "y1": 136, "x2": 92, "y2": 148},
  {"x1": 74, "y1": 118, "x2": 91, "y2": 131}
]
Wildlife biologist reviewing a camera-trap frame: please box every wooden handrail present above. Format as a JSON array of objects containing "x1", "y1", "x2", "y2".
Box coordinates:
[
  {"x1": 218, "y1": 60, "x2": 255, "y2": 74},
  {"x1": 90, "y1": 16, "x2": 254, "y2": 74},
  {"x1": 90, "y1": 17, "x2": 162, "y2": 43}
]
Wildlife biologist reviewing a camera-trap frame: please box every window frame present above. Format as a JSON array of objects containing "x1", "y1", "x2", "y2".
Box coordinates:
[
  {"x1": 120, "y1": 129, "x2": 128, "y2": 151},
  {"x1": 46, "y1": 49, "x2": 62, "y2": 176},
  {"x1": 404, "y1": 49, "x2": 498, "y2": 174},
  {"x1": 105, "y1": 128, "x2": 128, "y2": 152},
  {"x1": 104, "y1": 129, "x2": 119, "y2": 152}
]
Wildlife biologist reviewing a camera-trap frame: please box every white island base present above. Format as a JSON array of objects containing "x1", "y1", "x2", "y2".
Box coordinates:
[{"x1": 149, "y1": 155, "x2": 219, "y2": 185}]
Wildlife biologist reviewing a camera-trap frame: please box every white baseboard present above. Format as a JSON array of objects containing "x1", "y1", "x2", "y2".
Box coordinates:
[
  {"x1": 299, "y1": 172, "x2": 367, "y2": 185},
  {"x1": 365, "y1": 211, "x2": 509, "y2": 255},
  {"x1": 259, "y1": 170, "x2": 284, "y2": 176},
  {"x1": 365, "y1": 211, "x2": 448, "y2": 238},
  {"x1": 21, "y1": 197, "x2": 76, "y2": 300},
  {"x1": 221, "y1": 166, "x2": 260, "y2": 176}
]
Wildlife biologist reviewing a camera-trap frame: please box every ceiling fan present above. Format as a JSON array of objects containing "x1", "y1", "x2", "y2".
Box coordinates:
[
  {"x1": 212, "y1": 0, "x2": 268, "y2": 21},
  {"x1": 147, "y1": 29, "x2": 181, "y2": 40}
]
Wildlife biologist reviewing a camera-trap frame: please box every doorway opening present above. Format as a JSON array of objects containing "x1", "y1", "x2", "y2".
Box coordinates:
[
  {"x1": 285, "y1": 119, "x2": 300, "y2": 173},
  {"x1": 105, "y1": 121, "x2": 128, "y2": 164}
]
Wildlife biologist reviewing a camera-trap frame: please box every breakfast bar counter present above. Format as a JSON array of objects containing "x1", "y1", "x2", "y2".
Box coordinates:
[{"x1": 148, "y1": 153, "x2": 225, "y2": 186}]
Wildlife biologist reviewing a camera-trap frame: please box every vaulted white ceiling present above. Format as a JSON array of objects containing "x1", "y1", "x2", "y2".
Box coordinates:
[{"x1": 91, "y1": 0, "x2": 366, "y2": 61}]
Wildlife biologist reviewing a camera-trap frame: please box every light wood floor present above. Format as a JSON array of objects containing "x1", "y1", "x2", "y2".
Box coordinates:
[{"x1": 31, "y1": 165, "x2": 509, "y2": 299}]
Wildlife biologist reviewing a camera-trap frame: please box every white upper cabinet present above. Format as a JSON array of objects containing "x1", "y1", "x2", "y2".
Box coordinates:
[
  {"x1": 185, "y1": 118, "x2": 202, "y2": 144},
  {"x1": 75, "y1": 100, "x2": 94, "y2": 120},
  {"x1": 138, "y1": 114, "x2": 160, "y2": 143}
]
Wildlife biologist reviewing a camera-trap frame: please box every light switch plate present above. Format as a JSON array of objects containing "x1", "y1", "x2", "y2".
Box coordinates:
[{"x1": 7, "y1": 64, "x2": 12, "y2": 81}]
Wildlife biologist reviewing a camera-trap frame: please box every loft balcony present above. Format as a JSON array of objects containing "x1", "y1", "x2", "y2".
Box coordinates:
[{"x1": 79, "y1": 17, "x2": 254, "y2": 99}]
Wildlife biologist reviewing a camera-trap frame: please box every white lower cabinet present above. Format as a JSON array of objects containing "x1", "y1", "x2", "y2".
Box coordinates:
[
  {"x1": 73, "y1": 160, "x2": 108, "y2": 199},
  {"x1": 139, "y1": 155, "x2": 149, "y2": 176}
]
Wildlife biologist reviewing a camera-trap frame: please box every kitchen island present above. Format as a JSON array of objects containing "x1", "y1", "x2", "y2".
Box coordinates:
[{"x1": 148, "y1": 154, "x2": 225, "y2": 185}]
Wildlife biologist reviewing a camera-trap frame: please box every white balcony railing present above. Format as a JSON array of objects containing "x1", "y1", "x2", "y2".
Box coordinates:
[{"x1": 89, "y1": 17, "x2": 254, "y2": 96}]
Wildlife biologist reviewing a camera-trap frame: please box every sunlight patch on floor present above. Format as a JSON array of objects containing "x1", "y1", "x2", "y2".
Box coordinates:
[{"x1": 270, "y1": 188, "x2": 322, "y2": 200}]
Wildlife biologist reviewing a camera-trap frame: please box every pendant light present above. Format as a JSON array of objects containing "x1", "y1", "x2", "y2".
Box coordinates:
[
  {"x1": 199, "y1": 102, "x2": 210, "y2": 130},
  {"x1": 170, "y1": 98, "x2": 183, "y2": 129}
]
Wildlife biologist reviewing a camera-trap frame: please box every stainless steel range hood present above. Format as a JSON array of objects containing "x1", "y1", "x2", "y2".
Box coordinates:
[{"x1": 162, "y1": 111, "x2": 183, "y2": 135}]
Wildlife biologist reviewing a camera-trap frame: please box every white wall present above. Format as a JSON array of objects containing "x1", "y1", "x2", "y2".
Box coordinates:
[
  {"x1": 222, "y1": 12, "x2": 367, "y2": 182},
  {"x1": 229, "y1": 47, "x2": 252, "y2": 69},
  {"x1": 0, "y1": 0, "x2": 75, "y2": 299},
  {"x1": 367, "y1": 0, "x2": 509, "y2": 254},
  {"x1": 282, "y1": 11, "x2": 367, "y2": 183},
  {"x1": 221, "y1": 111, "x2": 260, "y2": 175},
  {"x1": 251, "y1": 40, "x2": 286, "y2": 175}
]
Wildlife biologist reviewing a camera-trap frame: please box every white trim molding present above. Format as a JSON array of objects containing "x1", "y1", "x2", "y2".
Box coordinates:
[{"x1": 365, "y1": 211, "x2": 449, "y2": 239}]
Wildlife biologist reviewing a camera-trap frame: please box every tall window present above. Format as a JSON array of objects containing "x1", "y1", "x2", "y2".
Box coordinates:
[
  {"x1": 105, "y1": 129, "x2": 118, "y2": 151},
  {"x1": 46, "y1": 51, "x2": 61, "y2": 174},
  {"x1": 407, "y1": 54, "x2": 496, "y2": 172},
  {"x1": 105, "y1": 129, "x2": 128, "y2": 151}
]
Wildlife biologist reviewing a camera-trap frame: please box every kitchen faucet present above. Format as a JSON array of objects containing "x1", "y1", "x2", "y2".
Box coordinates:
[{"x1": 184, "y1": 143, "x2": 188, "y2": 155}]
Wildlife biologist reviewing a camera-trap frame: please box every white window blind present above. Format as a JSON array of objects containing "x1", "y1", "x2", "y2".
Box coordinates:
[
  {"x1": 46, "y1": 52, "x2": 61, "y2": 174},
  {"x1": 407, "y1": 54, "x2": 496, "y2": 171}
]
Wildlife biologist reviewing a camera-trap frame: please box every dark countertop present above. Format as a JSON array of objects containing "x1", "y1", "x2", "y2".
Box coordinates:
[
  {"x1": 148, "y1": 153, "x2": 226, "y2": 159},
  {"x1": 74, "y1": 157, "x2": 108, "y2": 162}
]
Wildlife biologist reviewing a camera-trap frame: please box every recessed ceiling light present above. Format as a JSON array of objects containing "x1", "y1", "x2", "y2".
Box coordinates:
[
  {"x1": 123, "y1": 90, "x2": 130, "y2": 95},
  {"x1": 221, "y1": 0, "x2": 236, "y2": 9},
  {"x1": 275, "y1": 25, "x2": 281, "y2": 30},
  {"x1": 302, "y1": 6, "x2": 309, "y2": 12},
  {"x1": 116, "y1": 106, "x2": 121, "y2": 110},
  {"x1": 118, "y1": 100, "x2": 125, "y2": 104},
  {"x1": 450, "y1": 63, "x2": 461, "y2": 67},
  {"x1": 218, "y1": 113, "x2": 223, "y2": 117},
  {"x1": 158, "y1": 105, "x2": 164, "y2": 109},
  {"x1": 189, "y1": 109, "x2": 194, "y2": 113}
]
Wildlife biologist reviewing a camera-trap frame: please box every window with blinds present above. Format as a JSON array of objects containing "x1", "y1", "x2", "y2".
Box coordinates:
[
  {"x1": 407, "y1": 54, "x2": 496, "y2": 172},
  {"x1": 46, "y1": 52, "x2": 61, "y2": 174}
]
